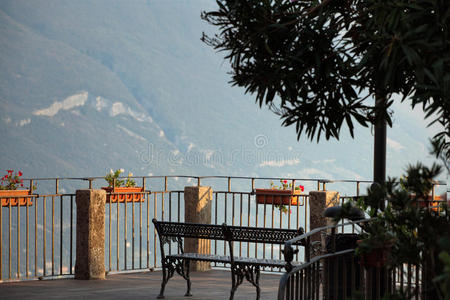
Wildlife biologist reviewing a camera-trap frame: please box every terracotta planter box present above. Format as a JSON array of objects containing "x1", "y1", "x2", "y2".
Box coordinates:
[
  {"x1": 101, "y1": 187, "x2": 145, "y2": 203},
  {"x1": 357, "y1": 240, "x2": 392, "y2": 268},
  {"x1": 0, "y1": 190, "x2": 33, "y2": 207},
  {"x1": 411, "y1": 195, "x2": 442, "y2": 211},
  {"x1": 359, "y1": 247, "x2": 391, "y2": 268},
  {"x1": 255, "y1": 189, "x2": 302, "y2": 206}
]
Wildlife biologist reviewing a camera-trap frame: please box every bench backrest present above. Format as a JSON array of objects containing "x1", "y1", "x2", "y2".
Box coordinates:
[
  {"x1": 223, "y1": 224, "x2": 305, "y2": 246},
  {"x1": 153, "y1": 219, "x2": 304, "y2": 245},
  {"x1": 153, "y1": 219, "x2": 226, "y2": 241}
]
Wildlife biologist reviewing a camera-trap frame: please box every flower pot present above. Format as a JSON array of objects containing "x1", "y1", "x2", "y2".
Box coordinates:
[
  {"x1": 359, "y1": 248, "x2": 390, "y2": 268},
  {"x1": 101, "y1": 187, "x2": 145, "y2": 203},
  {"x1": 0, "y1": 190, "x2": 32, "y2": 207},
  {"x1": 255, "y1": 189, "x2": 302, "y2": 206},
  {"x1": 411, "y1": 194, "x2": 442, "y2": 211},
  {"x1": 357, "y1": 240, "x2": 392, "y2": 268}
]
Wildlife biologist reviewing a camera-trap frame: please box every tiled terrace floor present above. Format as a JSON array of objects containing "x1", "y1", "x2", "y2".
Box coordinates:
[{"x1": 0, "y1": 269, "x2": 281, "y2": 300}]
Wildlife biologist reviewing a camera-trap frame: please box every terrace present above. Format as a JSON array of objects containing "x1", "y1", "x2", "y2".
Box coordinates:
[
  {"x1": 0, "y1": 175, "x2": 447, "y2": 299},
  {"x1": 0, "y1": 269, "x2": 281, "y2": 300}
]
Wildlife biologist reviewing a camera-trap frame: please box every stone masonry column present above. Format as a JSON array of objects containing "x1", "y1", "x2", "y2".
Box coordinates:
[
  {"x1": 184, "y1": 186, "x2": 212, "y2": 271},
  {"x1": 75, "y1": 189, "x2": 106, "y2": 279},
  {"x1": 309, "y1": 191, "x2": 340, "y2": 243}
]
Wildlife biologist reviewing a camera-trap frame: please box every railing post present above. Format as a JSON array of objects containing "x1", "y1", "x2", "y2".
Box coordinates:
[
  {"x1": 75, "y1": 189, "x2": 106, "y2": 279},
  {"x1": 184, "y1": 186, "x2": 212, "y2": 271},
  {"x1": 308, "y1": 191, "x2": 340, "y2": 244},
  {"x1": 356, "y1": 181, "x2": 360, "y2": 197}
]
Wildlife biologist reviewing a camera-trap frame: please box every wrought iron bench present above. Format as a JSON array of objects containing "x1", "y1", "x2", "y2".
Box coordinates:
[{"x1": 152, "y1": 219, "x2": 305, "y2": 299}]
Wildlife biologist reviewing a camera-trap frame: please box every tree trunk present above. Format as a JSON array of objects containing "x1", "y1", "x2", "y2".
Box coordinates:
[{"x1": 373, "y1": 95, "x2": 387, "y2": 208}]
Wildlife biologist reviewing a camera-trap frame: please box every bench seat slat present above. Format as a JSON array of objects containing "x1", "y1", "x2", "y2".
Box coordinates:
[
  {"x1": 167, "y1": 253, "x2": 299, "y2": 268},
  {"x1": 168, "y1": 253, "x2": 230, "y2": 263},
  {"x1": 234, "y1": 257, "x2": 291, "y2": 268}
]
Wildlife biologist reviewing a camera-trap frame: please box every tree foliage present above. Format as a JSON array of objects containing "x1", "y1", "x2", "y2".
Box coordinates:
[
  {"x1": 337, "y1": 163, "x2": 449, "y2": 298},
  {"x1": 201, "y1": 0, "x2": 449, "y2": 155}
]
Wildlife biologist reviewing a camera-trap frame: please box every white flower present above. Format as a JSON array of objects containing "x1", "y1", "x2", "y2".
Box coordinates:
[
  {"x1": 109, "y1": 169, "x2": 114, "y2": 174},
  {"x1": 119, "y1": 168, "x2": 124, "y2": 173},
  {"x1": 128, "y1": 172, "x2": 133, "y2": 177}
]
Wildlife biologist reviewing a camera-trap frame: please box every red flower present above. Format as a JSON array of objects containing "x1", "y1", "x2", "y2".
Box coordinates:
[
  {"x1": 299, "y1": 185, "x2": 305, "y2": 192},
  {"x1": 7, "y1": 170, "x2": 13, "y2": 174},
  {"x1": 18, "y1": 171, "x2": 23, "y2": 176},
  {"x1": 20, "y1": 184, "x2": 24, "y2": 187},
  {"x1": 283, "y1": 180, "x2": 287, "y2": 184}
]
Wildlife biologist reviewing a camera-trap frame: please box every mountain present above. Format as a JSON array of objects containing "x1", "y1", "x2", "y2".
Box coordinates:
[{"x1": 0, "y1": 0, "x2": 446, "y2": 195}]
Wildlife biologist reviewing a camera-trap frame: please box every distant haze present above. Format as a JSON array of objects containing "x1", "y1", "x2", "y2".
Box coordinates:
[{"x1": 0, "y1": 0, "x2": 446, "y2": 194}]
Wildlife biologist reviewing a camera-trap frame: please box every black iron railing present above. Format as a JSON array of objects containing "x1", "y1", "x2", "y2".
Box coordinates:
[{"x1": 277, "y1": 216, "x2": 447, "y2": 300}]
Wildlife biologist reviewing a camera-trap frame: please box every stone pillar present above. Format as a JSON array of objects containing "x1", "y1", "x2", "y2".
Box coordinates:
[
  {"x1": 75, "y1": 189, "x2": 106, "y2": 280},
  {"x1": 309, "y1": 191, "x2": 340, "y2": 243},
  {"x1": 184, "y1": 186, "x2": 212, "y2": 271}
]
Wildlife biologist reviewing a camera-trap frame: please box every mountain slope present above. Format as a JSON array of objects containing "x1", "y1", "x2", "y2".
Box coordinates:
[{"x1": 0, "y1": 0, "x2": 445, "y2": 195}]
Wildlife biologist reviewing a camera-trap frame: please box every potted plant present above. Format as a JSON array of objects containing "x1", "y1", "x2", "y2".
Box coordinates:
[
  {"x1": 356, "y1": 162, "x2": 449, "y2": 297},
  {"x1": 102, "y1": 169, "x2": 144, "y2": 203},
  {"x1": 255, "y1": 180, "x2": 304, "y2": 213},
  {"x1": 330, "y1": 189, "x2": 396, "y2": 269},
  {"x1": 0, "y1": 170, "x2": 34, "y2": 207},
  {"x1": 356, "y1": 219, "x2": 396, "y2": 268}
]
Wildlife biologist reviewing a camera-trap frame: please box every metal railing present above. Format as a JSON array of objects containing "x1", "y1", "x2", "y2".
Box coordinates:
[
  {"x1": 0, "y1": 191, "x2": 76, "y2": 281},
  {"x1": 0, "y1": 175, "x2": 446, "y2": 282},
  {"x1": 278, "y1": 216, "x2": 446, "y2": 300}
]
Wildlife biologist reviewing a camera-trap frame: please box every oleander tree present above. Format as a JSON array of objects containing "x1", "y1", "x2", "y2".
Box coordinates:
[{"x1": 201, "y1": 0, "x2": 449, "y2": 183}]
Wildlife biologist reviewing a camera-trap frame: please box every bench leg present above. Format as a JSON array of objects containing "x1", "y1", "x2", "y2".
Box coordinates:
[
  {"x1": 183, "y1": 260, "x2": 192, "y2": 297},
  {"x1": 158, "y1": 258, "x2": 176, "y2": 299},
  {"x1": 250, "y1": 267, "x2": 261, "y2": 300},
  {"x1": 158, "y1": 265, "x2": 168, "y2": 299},
  {"x1": 243, "y1": 265, "x2": 261, "y2": 300},
  {"x1": 229, "y1": 265, "x2": 245, "y2": 300}
]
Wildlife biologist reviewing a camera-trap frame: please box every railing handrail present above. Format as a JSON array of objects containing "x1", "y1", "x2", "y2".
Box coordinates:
[
  {"x1": 278, "y1": 218, "x2": 375, "y2": 300},
  {"x1": 284, "y1": 218, "x2": 371, "y2": 247},
  {"x1": 277, "y1": 248, "x2": 355, "y2": 300},
  {"x1": 19, "y1": 174, "x2": 446, "y2": 184}
]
